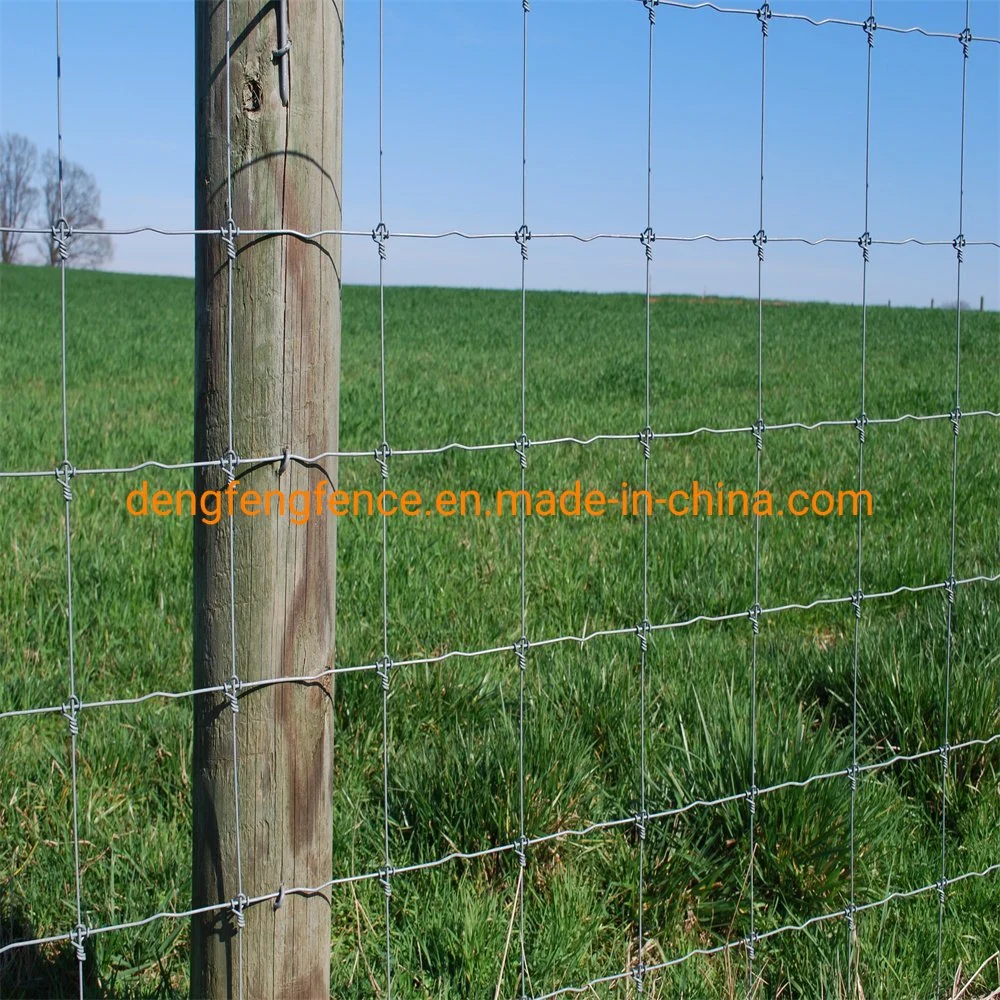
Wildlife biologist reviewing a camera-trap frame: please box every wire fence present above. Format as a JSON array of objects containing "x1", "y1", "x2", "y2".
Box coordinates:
[{"x1": 1, "y1": 0, "x2": 999, "y2": 997}]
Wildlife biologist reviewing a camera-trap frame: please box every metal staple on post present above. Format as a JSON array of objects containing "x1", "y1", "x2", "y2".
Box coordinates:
[{"x1": 273, "y1": 0, "x2": 291, "y2": 107}]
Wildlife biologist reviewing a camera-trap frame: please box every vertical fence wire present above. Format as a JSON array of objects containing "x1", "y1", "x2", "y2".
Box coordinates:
[
  {"x1": 848, "y1": 3, "x2": 876, "y2": 990},
  {"x1": 747, "y1": 4, "x2": 770, "y2": 994},
  {"x1": 635, "y1": 1, "x2": 657, "y2": 993},
  {"x1": 221, "y1": 0, "x2": 247, "y2": 995},
  {"x1": 52, "y1": 1, "x2": 85, "y2": 994},
  {"x1": 936, "y1": 1, "x2": 971, "y2": 994},
  {"x1": 516, "y1": 3, "x2": 530, "y2": 997},
  {"x1": 376, "y1": 0, "x2": 394, "y2": 993}
]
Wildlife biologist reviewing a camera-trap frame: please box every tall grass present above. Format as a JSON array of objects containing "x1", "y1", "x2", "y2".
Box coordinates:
[{"x1": 1, "y1": 263, "x2": 998, "y2": 997}]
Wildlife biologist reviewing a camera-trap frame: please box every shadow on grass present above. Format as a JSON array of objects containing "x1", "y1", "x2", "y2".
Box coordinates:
[
  {"x1": 0, "y1": 899, "x2": 182, "y2": 1000},
  {"x1": 1, "y1": 900, "x2": 89, "y2": 999}
]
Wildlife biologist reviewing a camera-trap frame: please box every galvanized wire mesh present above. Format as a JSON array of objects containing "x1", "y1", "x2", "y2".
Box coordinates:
[{"x1": 1, "y1": 1, "x2": 998, "y2": 998}]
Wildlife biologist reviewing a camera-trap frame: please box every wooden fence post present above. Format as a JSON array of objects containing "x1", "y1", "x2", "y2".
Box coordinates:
[{"x1": 192, "y1": 1, "x2": 342, "y2": 995}]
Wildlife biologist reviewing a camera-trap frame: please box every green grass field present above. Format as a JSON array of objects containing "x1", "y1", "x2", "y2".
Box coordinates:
[{"x1": 1, "y1": 262, "x2": 998, "y2": 998}]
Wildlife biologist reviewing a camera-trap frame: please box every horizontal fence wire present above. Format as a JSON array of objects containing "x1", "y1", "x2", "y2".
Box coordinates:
[
  {"x1": 1, "y1": 571, "x2": 998, "y2": 724},
  {"x1": 2, "y1": 410, "x2": 1000, "y2": 480},
  {"x1": 1, "y1": 0, "x2": 998, "y2": 996}
]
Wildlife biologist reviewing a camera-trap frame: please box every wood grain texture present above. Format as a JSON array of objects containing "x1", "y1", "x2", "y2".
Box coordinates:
[{"x1": 193, "y1": 2, "x2": 342, "y2": 995}]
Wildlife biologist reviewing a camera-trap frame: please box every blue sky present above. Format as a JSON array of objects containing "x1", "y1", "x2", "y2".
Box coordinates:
[{"x1": 1, "y1": 0, "x2": 997, "y2": 306}]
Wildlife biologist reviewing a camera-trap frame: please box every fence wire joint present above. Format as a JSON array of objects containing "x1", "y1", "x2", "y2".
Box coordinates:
[
  {"x1": 638, "y1": 425, "x2": 653, "y2": 461},
  {"x1": 514, "y1": 433, "x2": 530, "y2": 469},
  {"x1": 230, "y1": 893, "x2": 248, "y2": 929},
  {"x1": 70, "y1": 922, "x2": 88, "y2": 962},
  {"x1": 377, "y1": 655, "x2": 393, "y2": 692},
  {"x1": 513, "y1": 636, "x2": 529, "y2": 672},
  {"x1": 51, "y1": 217, "x2": 72, "y2": 261},
  {"x1": 375, "y1": 441, "x2": 391, "y2": 480},
  {"x1": 62, "y1": 695, "x2": 82, "y2": 737},
  {"x1": 854, "y1": 411, "x2": 868, "y2": 444},
  {"x1": 56, "y1": 460, "x2": 76, "y2": 502},
  {"x1": 379, "y1": 866, "x2": 394, "y2": 896},
  {"x1": 219, "y1": 449, "x2": 240, "y2": 484},
  {"x1": 640, "y1": 227, "x2": 655, "y2": 260},
  {"x1": 851, "y1": 590, "x2": 864, "y2": 619},
  {"x1": 219, "y1": 219, "x2": 238, "y2": 260},
  {"x1": 949, "y1": 408, "x2": 962, "y2": 437},
  {"x1": 514, "y1": 836, "x2": 528, "y2": 868},
  {"x1": 515, "y1": 224, "x2": 531, "y2": 261},
  {"x1": 858, "y1": 231, "x2": 872, "y2": 264},
  {"x1": 224, "y1": 676, "x2": 242, "y2": 714},
  {"x1": 372, "y1": 222, "x2": 389, "y2": 259}
]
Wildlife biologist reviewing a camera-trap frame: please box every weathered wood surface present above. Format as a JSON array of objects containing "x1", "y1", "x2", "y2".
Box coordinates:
[{"x1": 193, "y1": 1, "x2": 343, "y2": 995}]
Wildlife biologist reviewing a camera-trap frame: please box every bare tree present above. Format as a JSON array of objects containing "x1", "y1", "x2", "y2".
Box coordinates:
[
  {"x1": 0, "y1": 133, "x2": 39, "y2": 264},
  {"x1": 39, "y1": 151, "x2": 113, "y2": 268}
]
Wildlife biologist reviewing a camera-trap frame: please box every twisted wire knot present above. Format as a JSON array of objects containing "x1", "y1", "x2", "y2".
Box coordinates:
[
  {"x1": 756, "y1": 3, "x2": 771, "y2": 33},
  {"x1": 633, "y1": 810, "x2": 648, "y2": 841},
  {"x1": 515, "y1": 225, "x2": 531, "y2": 261},
  {"x1": 51, "y1": 218, "x2": 72, "y2": 262},
  {"x1": 936, "y1": 877, "x2": 947, "y2": 904},
  {"x1": 379, "y1": 866, "x2": 394, "y2": 896},
  {"x1": 372, "y1": 222, "x2": 389, "y2": 260},
  {"x1": 513, "y1": 636, "x2": 529, "y2": 672},
  {"x1": 636, "y1": 619, "x2": 651, "y2": 654},
  {"x1": 514, "y1": 836, "x2": 528, "y2": 868},
  {"x1": 952, "y1": 234, "x2": 965, "y2": 263},
  {"x1": 377, "y1": 655, "x2": 393, "y2": 692},
  {"x1": 220, "y1": 449, "x2": 240, "y2": 485},
  {"x1": 375, "y1": 441, "x2": 391, "y2": 481},
  {"x1": 638, "y1": 425, "x2": 653, "y2": 461},
  {"x1": 62, "y1": 695, "x2": 82, "y2": 737},
  {"x1": 851, "y1": 589, "x2": 864, "y2": 620},
  {"x1": 514, "y1": 433, "x2": 529, "y2": 470},
  {"x1": 843, "y1": 902, "x2": 856, "y2": 931},
  {"x1": 939, "y1": 742, "x2": 951, "y2": 766},
  {"x1": 858, "y1": 231, "x2": 872, "y2": 264},
  {"x1": 643, "y1": 0, "x2": 657, "y2": 25},
  {"x1": 56, "y1": 461, "x2": 76, "y2": 502},
  {"x1": 959, "y1": 27, "x2": 971, "y2": 58},
  {"x1": 752, "y1": 229, "x2": 767, "y2": 262},
  {"x1": 945, "y1": 576, "x2": 957, "y2": 606},
  {"x1": 745, "y1": 785, "x2": 758, "y2": 814},
  {"x1": 854, "y1": 411, "x2": 868, "y2": 444},
  {"x1": 522, "y1": 0, "x2": 530, "y2": 12},
  {"x1": 224, "y1": 676, "x2": 241, "y2": 714},
  {"x1": 745, "y1": 930, "x2": 758, "y2": 960},
  {"x1": 847, "y1": 764, "x2": 859, "y2": 791},
  {"x1": 863, "y1": 16, "x2": 876, "y2": 47},
  {"x1": 640, "y1": 227, "x2": 655, "y2": 261},
  {"x1": 71, "y1": 922, "x2": 88, "y2": 962},
  {"x1": 220, "y1": 219, "x2": 238, "y2": 261},
  {"x1": 751, "y1": 419, "x2": 765, "y2": 452},
  {"x1": 230, "y1": 893, "x2": 248, "y2": 929},
  {"x1": 748, "y1": 604, "x2": 762, "y2": 635},
  {"x1": 631, "y1": 960, "x2": 647, "y2": 990},
  {"x1": 949, "y1": 407, "x2": 962, "y2": 437}
]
